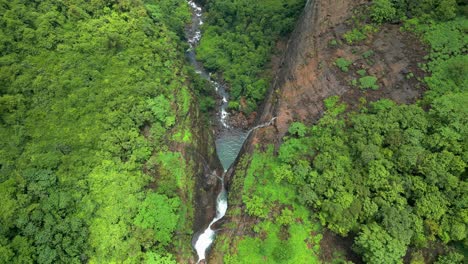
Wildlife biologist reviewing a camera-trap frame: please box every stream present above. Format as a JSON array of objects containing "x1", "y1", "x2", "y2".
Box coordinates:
[
  {"x1": 185, "y1": 1, "x2": 246, "y2": 263},
  {"x1": 186, "y1": 1, "x2": 276, "y2": 262},
  {"x1": 184, "y1": 0, "x2": 248, "y2": 262}
]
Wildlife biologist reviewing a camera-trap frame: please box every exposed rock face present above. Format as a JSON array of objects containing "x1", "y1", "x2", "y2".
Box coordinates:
[
  {"x1": 255, "y1": 0, "x2": 366, "y2": 141},
  {"x1": 188, "y1": 107, "x2": 224, "y2": 233},
  {"x1": 235, "y1": 0, "x2": 424, "y2": 155},
  {"x1": 175, "y1": 99, "x2": 223, "y2": 264}
]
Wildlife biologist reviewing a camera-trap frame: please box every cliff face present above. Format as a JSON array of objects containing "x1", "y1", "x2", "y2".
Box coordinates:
[
  {"x1": 225, "y1": 0, "x2": 366, "y2": 185},
  {"x1": 188, "y1": 103, "x2": 223, "y2": 234},
  {"x1": 226, "y1": 0, "x2": 425, "y2": 165},
  {"x1": 173, "y1": 96, "x2": 223, "y2": 263},
  {"x1": 256, "y1": 0, "x2": 364, "y2": 139}
]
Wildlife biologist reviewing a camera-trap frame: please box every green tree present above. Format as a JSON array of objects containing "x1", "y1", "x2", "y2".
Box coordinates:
[
  {"x1": 354, "y1": 223, "x2": 407, "y2": 264},
  {"x1": 134, "y1": 193, "x2": 181, "y2": 246},
  {"x1": 371, "y1": 0, "x2": 396, "y2": 23}
]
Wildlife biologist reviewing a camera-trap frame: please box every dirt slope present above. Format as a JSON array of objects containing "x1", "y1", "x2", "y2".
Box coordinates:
[{"x1": 248, "y1": 0, "x2": 425, "y2": 148}]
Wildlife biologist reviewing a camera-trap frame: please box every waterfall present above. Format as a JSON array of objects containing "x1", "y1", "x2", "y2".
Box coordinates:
[
  {"x1": 193, "y1": 180, "x2": 227, "y2": 263},
  {"x1": 185, "y1": 1, "x2": 275, "y2": 262}
]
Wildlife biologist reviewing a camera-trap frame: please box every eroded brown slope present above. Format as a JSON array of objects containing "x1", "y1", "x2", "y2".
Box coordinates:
[
  {"x1": 248, "y1": 0, "x2": 425, "y2": 148},
  {"x1": 255, "y1": 0, "x2": 366, "y2": 140}
]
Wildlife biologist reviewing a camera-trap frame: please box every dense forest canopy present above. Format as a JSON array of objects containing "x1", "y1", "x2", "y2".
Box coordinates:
[
  {"x1": 279, "y1": 95, "x2": 467, "y2": 263},
  {"x1": 197, "y1": 0, "x2": 306, "y2": 114},
  {"x1": 0, "y1": 0, "x2": 197, "y2": 262}
]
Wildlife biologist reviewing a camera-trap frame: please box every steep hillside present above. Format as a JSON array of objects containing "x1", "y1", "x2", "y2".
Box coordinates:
[
  {"x1": 0, "y1": 1, "x2": 221, "y2": 263},
  {"x1": 210, "y1": 0, "x2": 466, "y2": 263}
]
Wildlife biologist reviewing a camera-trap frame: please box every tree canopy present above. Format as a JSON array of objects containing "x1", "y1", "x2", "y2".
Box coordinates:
[
  {"x1": 197, "y1": 0, "x2": 305, "y2": 114},
  {"x1": 0, "y1": 0, "x2": 196, "y2": 262}
]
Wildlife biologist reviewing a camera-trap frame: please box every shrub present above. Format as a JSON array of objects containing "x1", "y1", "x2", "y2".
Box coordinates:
[
  {"x1": 359, "y1": 76, "x2": 379, "y2": 90},
  {"x1": 436, "y1": 0, "x2": 457, "y2": 20},
  {"x1": 288, "y1": 122, "x2": 307, "y2": 137},
  {"x1": 324, "y1": 95, "x2": 340, "y2": 109},
  {"x1": 362, "y1": 50, "x2": 375, "y2": 59},
  {"x1": 244, "y1": 195, "x2": 269, "y2": 218},
  {"x1": 324, "y1": 95, "x2": 346, "y2": 116},
  {"x1": 335, "y1": 58, "x2": 353, "y2": 72},
  {"x1": 371, "y1": 0, "x2": 396, "y2": 23},
  {"x1": 357, "y1": 69, "x2": 367, "y2": 76},
  {"x1": 343, "y1": 28, "x2": 367, "y2": 44},
  {"x1": 410, "y1": 251, "x2": 425, "y2": 264},
  {"x1": 354, "y1": 224, "x2": 408, "y2": 264},
  {"x1": 434, "y1": 251, "x2": 464, "y2": 264},
  {"x1": 228, "y1": 101, "x2": 240, "y2": 111}
]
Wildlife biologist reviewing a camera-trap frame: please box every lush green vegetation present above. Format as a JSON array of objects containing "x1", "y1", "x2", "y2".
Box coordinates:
[
  {"x1": 0, "y1": 0, "x2": 202, "y2": 262},
  {"x1": 403, "y1": 17, "x2": 467, "y2": 103},
  {"x1": 334, "y1": 58, "x2": 353, "y2": 73},
  {"x1": 285, "y1": 95, "x2": 466, "y2": 263},
  {"x1": 1, "y1": 0, "x2": 466, "y2": 263},
  {"x1": 358, "y1": 75, "x2": 379, "y2": 90},
  {"x1": 221, "y1": 148, "x2": 321, "y2": 263},
  {"x1": 343, "y1": 25, "x2": 377, "y2": 45},
  {"x1": 228, "y1": 93, "x2": 466, "y2": 262},
  {"x1": 370, "y1": 0, "x2": 460, "y2": 23},
  {"x1": 197, "y1": 0, "x2": 306, "y2": 114}
]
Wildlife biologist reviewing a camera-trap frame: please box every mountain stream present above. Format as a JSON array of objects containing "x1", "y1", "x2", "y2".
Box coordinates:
[{"x1": 186, "y1": 1, "x2": 275, "y2": 262}]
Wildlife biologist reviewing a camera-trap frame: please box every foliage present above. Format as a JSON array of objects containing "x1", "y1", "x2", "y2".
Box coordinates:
[
  {"x1": 145, "y1": 0, "x2": 191, "y2": 36},
  {"x1": 329, "y1": 39, "x2": 339, "y2": 46},
  {"x1": 274, "y1": 94, "x2": 467, "y2": 262},
  {"x1": 357, "y1": 69, "x2": 367, "y2": 76},
  {"x1": 288, "y1": 122, "x2": 308, "y2": 137},
  {"x1": 371, "y1": 0, "x2": 396, "y2": 23},
  {"x1": 434, "y1": 251, "x2": 464, "y2": 264},
  {"x1": 370, "y1": 0, "x2": 458, "y2": 22},
  {"x1": 334, "y1": 58, "x2": 353, "y2": 72},
  {"x1": 407, "y1": 0, "x2": 458, "y2": 21},
  {"x1": 188, "y1": 67, "x2": 216, "y2": 112},
  {"x1": 197, "y1": 0, "x2": 306, "y2": 114},
  {"x1": 224, "y1": 3, "x2": 466, "y2": 264},
  {"x1": 0, "y1": 0, "x2": 196, "y2": 262},
  {"x1": 146, "y1": 252, "x2": 178, "y2": 264},
  {"x1": 225, "y1": 149, "x2": 321, "y2": 264},
  {"x1": 354, "y1": 223, "x2": 407, "y2": 264},
  {"x1": 358, "y1": 75, "x2": 379, "y2": 90},
  {"x1": 409, "y1": 251, "x2": 425, "y2": 264},
  {"x1": 343, "y1": 25, "x2": 377, "y2": 45},
  {"x1": 343, "y1": 28, "x2": 367, "y2": 44},
  {"x1": 362, "y1": 50, "x2": 375, "y2": 59},
  {"x1": 134, "y1": 194, "x2": 180, "y2": 246},
  {"x1": 324, "y1": 95, "x2": 347, "y2": 117},
  {"x1": 406, "y1": 18, "x2": 468, "y2": 101}
]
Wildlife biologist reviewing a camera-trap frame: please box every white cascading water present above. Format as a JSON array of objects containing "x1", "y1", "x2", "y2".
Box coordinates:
[
  {"x1": 194, "y1": 182, "x2": 227, "y2": 262},
  {"x1": 186, "y1": 1, "x2": 276, "y2": 262},
  {"x1": 186, "y1": 1, "x2": 230, "y2": 262}
]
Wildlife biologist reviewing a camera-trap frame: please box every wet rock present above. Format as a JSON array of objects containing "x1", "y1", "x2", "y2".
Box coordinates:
[{"x1": 229, "y1": 112, "x2": 249, "y2": 128}]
